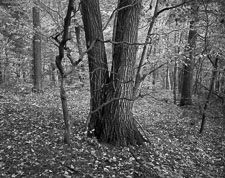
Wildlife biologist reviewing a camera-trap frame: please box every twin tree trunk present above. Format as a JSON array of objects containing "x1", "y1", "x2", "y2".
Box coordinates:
[{"x1": 81, "y1": 0, "x2": 145, "y2": 146}]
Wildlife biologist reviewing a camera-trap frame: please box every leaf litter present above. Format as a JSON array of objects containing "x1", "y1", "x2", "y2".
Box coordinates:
[{"x1": 0, "y1": 86, "x2": 224, "y2": 177}]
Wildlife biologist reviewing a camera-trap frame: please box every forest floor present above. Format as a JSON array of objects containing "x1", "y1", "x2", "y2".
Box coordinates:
[{"x1": 0, "y1": 83, "x2": 224, "y2": 178}]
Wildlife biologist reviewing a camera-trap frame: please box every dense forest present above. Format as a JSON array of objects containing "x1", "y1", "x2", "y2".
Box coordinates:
[{"x1": 0, "y1": 0, "x2": 224, "y2": 177}]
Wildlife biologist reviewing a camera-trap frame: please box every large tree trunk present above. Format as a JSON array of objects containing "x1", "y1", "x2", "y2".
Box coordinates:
[
  {"x1": 80, "y1": 0, "x2": 109, "y2": 135},
  {"x1": 32, "y1": 2, "x2": 42, "y2": 91},
  {"x1": 180, "y1": 2, "x2": 198, "y2": 106},
  {"x1": 81, "y1": 0, "x2": 145, "y2": 146},
  {"x1": 100, "y1": 0, "x2": 145, "y2": 146}
]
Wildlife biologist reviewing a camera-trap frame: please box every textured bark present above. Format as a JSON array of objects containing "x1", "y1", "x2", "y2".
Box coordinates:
[
  {"x1": 180, "y1": 2, "x2": 198, "y2": 106},
  {"x1": 80, "y1": 0, "x2": 109, "y2": 134},
  {"x1": 32, "y1": 4, "x2": 42, "y2": 91},
  {"x1": 81, "y1": 0, "x2": 145, "y2": 146},
  {"x1": 98, "y1": 0, "x2": 145, "y2": 146}
]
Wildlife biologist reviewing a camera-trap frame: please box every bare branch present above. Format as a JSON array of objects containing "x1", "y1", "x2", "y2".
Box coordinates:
[
  {"x1": 98, "y1": 39, "x2": 153, "y2": 46},
  {"x1": 103, "y1": 1, "x2": 139, "y2": 30},
  {"x1": 142, "y1": 63, "x2": 165, "y2": 80},
  {"x1": 156, "y1": 0, "x2": 193, "y2": 17},
  {"x1": 64, "y1": 39, "x2": 97, "y2": 77},
  {"x1": 39, "y1": 1, "x2": 63, "y2": 28}
]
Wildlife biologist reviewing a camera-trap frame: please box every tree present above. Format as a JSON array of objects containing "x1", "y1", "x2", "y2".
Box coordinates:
[
  {"x1": 199, "y1": 56, "x2": 219, "y2": 133},
  {"x1": 133, "y1": 0, "x2": 159, "y2": 97},
  {"x1": 180, "y1": 1, "x2": 198, "y2": 106},
  {"x1": 0, "y1": 0, "x2": 32, "y2": 84},
  {"x1": 53, "y1": 0, "x2": 76, "y2": 145},
  {"x1": 32, "y1": 1, "x2": 42, "y2": 91},
  {"x1": 81, "y1": 0, "x2": 146, "y2": 146}
]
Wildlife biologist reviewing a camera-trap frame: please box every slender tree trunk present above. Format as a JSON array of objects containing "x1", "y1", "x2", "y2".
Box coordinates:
[
  {"x1": 178, "y1": 63, "x2": 183, "y2": 94},
  {"x1": 0, "y1": 51, "x2": 3, "y2": 84},
  {"x1": 0, "y1": 60, "x2": 2, "y2": 84},
  {"x1": 75, "y1": 26, "x2": 85, "y2": 84},
  {"x1": 0, "y1": 40, "x2": 7, "y2": 85},
  {"x1": 166, "y1": 63, "x2": 171, "y2": 90},
  {"x1": 173, "y1": 59, "x2": 177, "y2": 104},
  {"x1": 133, "y1": 0, "x2": 159, "y2": 97},
  {"x1": 152, "y1": 64, "x2": 156, "y2": 89},
  {"x1": 54, "y1": 0, "x2": 75, "y2": 145},
  {"x1": 173, "y1": 29, "x2": 180, "y2": 104},
  {"x1": 180, "y1": 2, "x2": 198, "y2": 106},
  {"x1": 32, "y1": 2, "x2": 42, "y2": 91},
  {"x1": 193, "y1": 58, "x2": 202, "y2": 95},
  {"x1": 199, "y1": 57, "x2": 218, "y2": 133},
  {"x1": 152, "y1": 46, "x2": 157, "y2": 90}
]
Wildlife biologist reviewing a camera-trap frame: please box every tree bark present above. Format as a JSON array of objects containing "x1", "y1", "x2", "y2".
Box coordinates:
[
  {"x1": 81, "y1": 0, "x2": 145, "y2": 146},
  {"x1": 100, "y1": 0, "x2": 145, "y2": 146},
  {"x1": 180, "y1": 2, "x2": 198, "y2": 106},
  {"x1": 80, "y1": 0, "x2": 109, "y2": 135},
  {"x1": 32, "y1": 3, "x2": 42, "y2": 91}
]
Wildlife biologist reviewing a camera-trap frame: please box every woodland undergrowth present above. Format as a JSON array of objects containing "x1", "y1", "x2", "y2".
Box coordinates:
[{"x1": 0, "y1": 83, "x2": 224, "y2": 178}]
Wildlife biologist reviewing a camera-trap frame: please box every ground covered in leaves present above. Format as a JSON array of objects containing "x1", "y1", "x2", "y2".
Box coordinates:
[{"x1": 0, "y1": 84, "x2": 224, "y2": 178}]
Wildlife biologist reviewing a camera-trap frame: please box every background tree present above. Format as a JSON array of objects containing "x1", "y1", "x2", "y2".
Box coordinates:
[
  {"x1": 180, "y1": 1, "x2": 199, "y2": 106},
  {"x1": 0, "y1": 1, "x2": 32, "y2": 85},
  {"x1": 32, "y1": 0, "x2": 42, "y2": 91}
]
